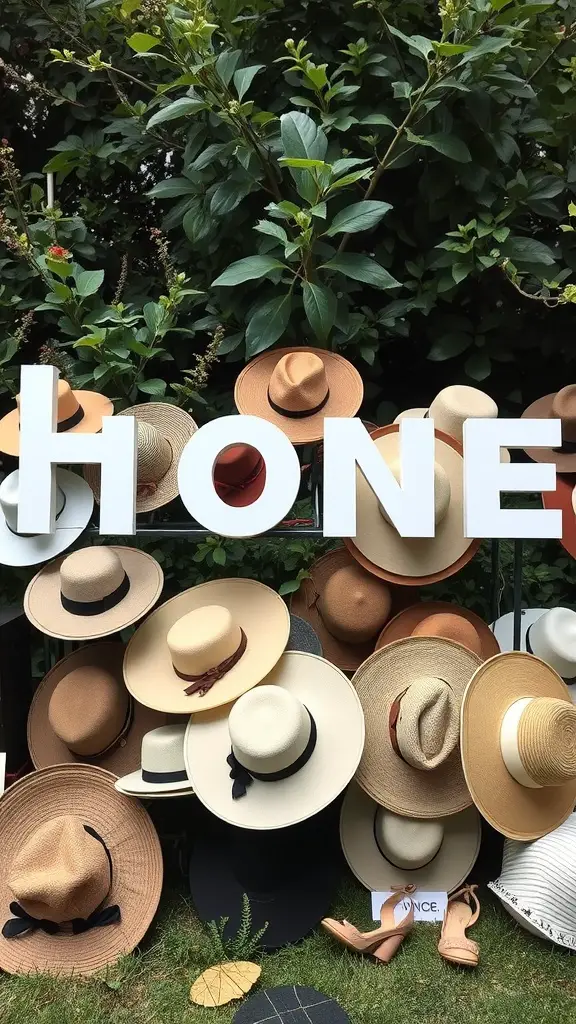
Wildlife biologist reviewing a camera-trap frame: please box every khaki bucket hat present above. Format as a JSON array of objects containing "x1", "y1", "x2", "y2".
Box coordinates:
[
  {"x1": 376, "y1": 602, "x2": 500, "y2": 662},
  {"x1": 522, "y1": 384, "x2": 576, "y2": 472},
  {"x1": 0, "y1": 378, "x2": 114, "y2": 457}
]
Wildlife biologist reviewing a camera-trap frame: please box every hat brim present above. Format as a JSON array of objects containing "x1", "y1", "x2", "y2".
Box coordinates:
[
  {"x1": 27, "y1": 643, "x2": 167, "y2": 775},
  {"x1": 522, "y1": 393, "x2": 576, "y2": 471},
  {"x1": 0, "y1": 469, "x2": 94, "y2": 567},
  {"x1": 184, "y1": 651, "x2": 365, "y2": 830},
  {"x1": 340, "y1": 782, "x2": 481, "y2": 893},
  {"x1": 0, "y1": 391, "x2": 114, "y2": 458},
  {"x1": 114, "y1": 771, "x2": 193, "y2": 798},
  {"x1": 234, "y1": 347, "x2": 364, "y2": 445},
  {"x1": 84, "y1": 404, "x2": 197, "y2": 513},
  {"x1": 490, "y1": 608, "x2": 547, "y2": 653},
  {"x1": 234, "y1": 987, "x2": 350, "y2": 1024},
  {"x1": 353, "y1": 636, "x2": 482, "y2": 818},
  {"x1": 543, "y1": 472, "x2": 576, "y2": 559},
  {"x1": 287, "y1": 614, "x2": 323, "y2": 657},
  {"x1": 461, "y1": 652, "x2": 576, "y2": 841},
  {"x1": 124, "y1": 578, "x2": 290, "y2": 713},
  {"x1": 24, "y1": 546, "x2": 163, "y2": 640},
  {"x1": 0, "y1": 764, "x2": 162, "y2": 976},
  {"x1": 376, "y1": 601, "x2": 500, "y2": 661}
]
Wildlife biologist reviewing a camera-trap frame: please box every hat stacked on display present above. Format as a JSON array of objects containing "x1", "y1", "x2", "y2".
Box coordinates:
[
  {"x1": 395, "y1": 384, "x2": 510, "y2": 462},
  {"x1": 115, "y1": 724, "x2": 193, "y2": 799},
  {"x1": 377, "y1": 602, "x2": 500, "y2": 661},
  {"x1": 0, "y1": 468, "x2": 94, "y2": 567},
  {"x1": 0, "y1": 378, "x2": 113, "y2": 457}
]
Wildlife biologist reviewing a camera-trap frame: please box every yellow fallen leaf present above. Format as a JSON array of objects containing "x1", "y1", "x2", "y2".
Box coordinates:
[{"x1": 189, "y1": 961, "x2": 261, "y2": 1007}]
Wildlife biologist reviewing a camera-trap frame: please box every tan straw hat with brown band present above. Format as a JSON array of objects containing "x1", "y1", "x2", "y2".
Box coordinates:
[
  {"x1": 353, "y1": 636, "x2": 482, "y2": 818},
  {"x1": 0, "y1": 764, "x2": 162, "y2": 976},
  {"x1": 124, "y1": 578, "x2": 290, "y2": 714},
  {"x1": 27, "y1": 643, "x2": 167, "y2": 775},
  {"x1": 234, "y1": 347, "x2": 364, "y2": 445},
  {"x1": 461, "y1": 652, "x2": 576, "y2": 841},
  {"x1": 522, "y1": 384, "x2": 576, "y2": 472},
  {"x1": 0, "y1": 378, "x2": 113, "y2": 458},
  {"x1": 376, "y1": 602, "x2": 500, "y2": 662}
]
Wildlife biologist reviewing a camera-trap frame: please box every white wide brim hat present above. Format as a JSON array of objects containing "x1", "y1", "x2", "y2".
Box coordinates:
[
  {"x1": 0, "y1": 469, "x2": 94, "y2": 567},
  {"x1": 114, "y1": 770, "x2": 192, "y2": 799},
  {"x1": 492, "y1": 608, "x2": 576, "y2": 703}
]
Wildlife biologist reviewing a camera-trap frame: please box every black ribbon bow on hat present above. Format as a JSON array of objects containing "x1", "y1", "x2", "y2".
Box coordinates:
[
  {"x1": 227, "y1": 751, "x2": 253, "y2": 800},
  {"x1": 2, "y1": 901, "x2": 121, "y2": 939}
]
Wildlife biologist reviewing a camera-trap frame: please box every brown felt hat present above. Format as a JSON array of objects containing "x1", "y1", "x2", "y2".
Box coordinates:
[
  {"x1": 0, "y1": 379, "x2": 113, "y2": 458},
  {"x1": 522, "y1": 385, "x2": 576, "y2": 472},
  {"x1": 213, "y1": 444, "x2": 266, "y2": 507},
  {"x1": 376, "y1": 602, "x2": 500, "y2": 662},
  {"x1": 27, "y1": 643, "x2": 167, "y2": 775}
]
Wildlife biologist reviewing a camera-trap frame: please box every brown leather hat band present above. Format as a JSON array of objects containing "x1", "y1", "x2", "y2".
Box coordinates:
[{"x1": 175, "y1": 628, "x2": 248, "y2": 697}]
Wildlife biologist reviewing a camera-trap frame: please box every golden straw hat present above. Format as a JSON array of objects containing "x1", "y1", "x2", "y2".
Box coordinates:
[
  {"x1": 353, "y1": 636, "x2": 482, "y2": 818},
  {"x1": 0, "y1": 378, "x2": 113, "y2": 457},
  {"x1": 461, "y1": 652, "x2": 576, "y2": 841},
  {"x1": 84, "y1": 402, "x2": 197, "y2": 513},
  {"x1": 24, "y1": 545, "x2": 164, "y2": 641},
  {"x1": 0, "y1": 764, "x2": 162, "y2": 976},
  {"x1": 376, "y1": 602, "x2": 500, "y2": 662},
  {"x1": 124, "y1": 578, "x2": 290, "y2": 714},
  {"x1": 234, "y1": 347, "x2": 363, "y2": 445}
]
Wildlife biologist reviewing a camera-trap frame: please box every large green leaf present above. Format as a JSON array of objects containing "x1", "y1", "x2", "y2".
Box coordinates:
[
  {"x1": 428, "y1": 332, "x2": 472, "y2": 361},
  {"x1": 405, "y1": 129, "x2": 471, "y2": 163},
  {"x1": 126, "y1": 32, "x2": 159, "y2": 53},
  {"x1": 234, "y1": 64, "x2": 265, "y2": 101},
  {"x1": 137, "y1": 378, "x2": 167, "y2": 396},
  {"x1": 280, "y1": 111, "x2": 328, "y2": 161},
  {"x1": 321, "y1": 254, "x2": 401, "y2": 290},
  {"x1": 388, "y1": 26, "x2": 433, "y2": 61},
  {"x1": 325, "y1": 201, "x2": 392, "y2": 237},
  {"x1": 245, "y1": 292, "x2": 292, "y2": 357},
  {"x1": 254, "y1": 220, "x2": 288, "y2": 244},
  {"x1": 210, "y1": 179, "x2": 251, "y2": 217},
  {"x1": 147, "y1": 177, "x2": 196, "y2": 199},
  {"x1": 147, "y1": 95, "x2": 207, "y2": 129},
  {"x1": 500, "y1": 236, "x2": 556, "y2": 265},
  {"x1": 215, "y1": 49, "x2": 242, "y2": 85},
  {"x1": 74, "y1": 269, "x2": 104, "y2": 297},
  {"x1": 302, "y1": 281, "x2": 336, "y2": 342},
  {"x1": 458, "y1": 36, "x2": 514, "y2": 64},
  {"x1": 143, "y1": 302, "x2": 165, "y2": 335},
  {"x1": 212, "y1": 256, "x2": 286, "y2": 287}
]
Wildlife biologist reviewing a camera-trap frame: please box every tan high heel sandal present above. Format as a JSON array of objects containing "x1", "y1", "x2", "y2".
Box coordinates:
[
  {"x1": 321, "y1": 885, "x2": 415, "y2": 963},
  {"x1": 438, "y1": 884, "x2": 480, "y2": 967}
]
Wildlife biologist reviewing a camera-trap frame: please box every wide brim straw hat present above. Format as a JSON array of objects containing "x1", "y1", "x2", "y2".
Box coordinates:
[
  {"x1": 84, "y1": 403, "x2": 197, "y2": 513},
  {"x1": 27, "y1": 643, "x2": 167, "y2": 775},
  {"x1": 124, "y1": 578, "x2": 290, "y2": 714},
  {"x1": 353, "y1": 636, "x2": 481, "y2": 817},
  {"x1": 376, "y1": 601, "x2": 500, "y2": 662},
  {"x1": 0, "y1": 389, "x2": 113, "y2": 458},
  {"x1": 234, "y1": 346, "x2": 363, "y2": 445},
  {"x1": 343, "y1": 425, "x2": 480, "y2": 585},
  {"x1": 461, "y1": 652, "x2": 576, "y2": 841},
  {"x1": 184, "y1": 651, "x2": 365, "y2": 830},
  {"x1": 522, "y1": 390, "x2": 576, "y2": 472},
  {"x1": 24, "y1": 546, "x2": 163, "y2": 641},
  {"x1": 340, "y1": 781, "x2": 481, "y2": 894},
  {"x1": 0, "y1": 469, "x2": 94, "y2": 568},
  {"x1": 542, "y1": 472, "x2": 576, "y2": 560},
  {"x1": 0, "y1": 764, "x2": 162, "y2": 976}
]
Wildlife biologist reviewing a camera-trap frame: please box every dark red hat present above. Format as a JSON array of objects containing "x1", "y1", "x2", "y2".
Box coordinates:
[{"x1": 213, "y1": 445, "x2": 266, "y2": 507}]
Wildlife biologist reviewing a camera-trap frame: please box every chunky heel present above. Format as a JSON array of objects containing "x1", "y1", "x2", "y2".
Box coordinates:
[
  {"x1": 372, "y1": 932, "x2": 405, "y2": 963},
  {"x1": 321, "y1": 884, "x2": 415, "y2": 964}
]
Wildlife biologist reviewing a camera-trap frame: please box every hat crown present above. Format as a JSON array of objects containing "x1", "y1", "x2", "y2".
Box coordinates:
[
  {"x1": 48, "y1": 664, "x2": 129, "y2": 757},
  {"x1": 375, "y1": 807, "x2": 444, "y2": 869},
  {"x1": 8, "y1": 815, "x2": 110, "y2": 924},
  {"x1": 141, "y1": 724, "x2": 187, "y2": 774},
  {"x1": 229, "y1": 685, "x2": 311, "y2": 774},
  {"x1": 136, "y1": 421, "x2": 173, "y2": 485},
  {"x1": 517, "y1": 697, "x2": 576, "y2": 787},
  {"x1": 379, "y1": 460, "x2": 451, "y2": 527},
  {"x1": 551, "y1": 385, "x2": 576, "y2": 440},
  {"x1": 268, "y1": 352, "x2": 328, "y2": 413},
  {"x1": 396, "y1": 676, "x2": 459, "y2": 771},
  {"x1": 429, "y1": 385, "x2": 498, "y2": 442},
  {"x1": 528, "y1": 608, "x2": 576, "y2": 679},
  {"x1": 318, "y1": 565, "x2": 391, "y2": 643},
  {"x1": 412, "y1": 613, "x2": 483, "y2": 657},
  {"x1": 60, "y1": 547, "x2": 125, "y2": 604},
  {"x1": 17, "y1": 378, "x2": 80, "y2": 423},
  {"x1": 214, "y1": 444, "x2": 262, "y2": 486},
  {"x1": 167, "y1": 605, "x2": 242, "y2": 676},
  {"x1": 0, "y1": 470, "x2": 65, "y2": 532}
]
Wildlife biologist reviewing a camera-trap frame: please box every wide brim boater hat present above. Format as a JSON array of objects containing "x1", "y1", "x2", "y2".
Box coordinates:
[
  {"x1": 84, "y1": 403, "x2": 197, "y2": 514},
  {"x1": 124, "y1": 578, "x2": 290, "y2": 714},
  {"x1": 461, "y1": 652, "x2": 576, "y2": 841},
  {"x1": 376, "y1": 601, "x2": 500, "y2": 662},
  {"x1": 24, "y1": 545, "x2": 164, "y2": 641},
  {"x1": 0, "y1": 764, "x2": 162, "y2": 976},
  {"x1": 522, "y1": 384, "x2": 576, "y2": 472},
  {"x1": 234, "y1": 347, "x2": 364, "y2": 445},
  {"x1": 184, "y1": 651, "x2": 365, "y2": 830},
  {"x1": 115, "y1": 723, "x2": 193, "y2": 799},
  {"x1": 344, "y1": 424, "x2": 480, "y2": 585},
  {"x1": 352, "y1": 636, "x2": 482, "y2": 818},
  {"x1": 0, "y1": 378, "x2": 113, "y2": 458},
  {"x1": 0, "y1": 468, "x2": 94, "y2": 568}
]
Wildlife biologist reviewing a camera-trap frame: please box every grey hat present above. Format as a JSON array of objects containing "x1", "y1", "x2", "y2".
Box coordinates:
[{"x1": 287, "y1": 614, "x2": 323, "y2": 656}]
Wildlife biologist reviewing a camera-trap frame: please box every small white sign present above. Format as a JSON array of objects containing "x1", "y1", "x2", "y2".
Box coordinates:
[
  {"x1": 371, "y1": 890, "x2": 447, "y2": 923},
  {"x1": 0, "y1": 753, "x2": 5, "y2": 795}
]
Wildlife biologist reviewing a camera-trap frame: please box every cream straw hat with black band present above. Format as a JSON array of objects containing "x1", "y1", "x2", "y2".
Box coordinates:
[
  {"x1": 0, "y1": 378, "x2": 113, "y2": 458},
  {"x1": 0, "y1": 468, "x2": 94, "y2": 567}
]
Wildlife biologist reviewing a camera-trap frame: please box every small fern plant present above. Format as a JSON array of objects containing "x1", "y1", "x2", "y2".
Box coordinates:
[{"x1": 204, "y1": 894, "x2": 269, "y2": 962}]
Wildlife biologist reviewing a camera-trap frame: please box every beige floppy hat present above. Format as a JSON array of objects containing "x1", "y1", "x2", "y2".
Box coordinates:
[
  {"x1": 24, "y1": 545, "x2": 163, "y2": 640},
  {"x1": 124, "y1": 578, "x2": 290, "y2": 713},
  {"x1": 461, "y1": 652, "x2": 576, "y2": 841},
  {"x1": 84, "y1": 403, "x2": 197, "y2": 513},
  {"x1": 376, "y1": 602, "x2": 500, "y2": 662},
  {"x1": 234, "y1": 347, "x2": 363, "y2": 445},
  {"x1": 0, "y1": 764, "x2": 162, "y2": 976},
  {"x1": 340, "y1": 782, "x2": 481, "y2": 894},
  {"x1": 184, "y1": 651, "x2": 365, "y2": 830},
  {"x1": 0, "y1": 378, "x2": 113, "y2": 457},
  {"x1": 353, "y1": 636, "x2": 482, "y2": 818}
]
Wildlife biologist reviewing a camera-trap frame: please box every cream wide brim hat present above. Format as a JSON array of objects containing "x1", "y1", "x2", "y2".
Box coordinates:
[
  {"x1": 461, "y1": 652, "x2": 576, "y2": 841},
  {"x1": 24, "y1": 546, "x2": 164, "y2": 641},
  {"x1": 0, "y1": 764, "x2": 162, "y2": 976},
  {"x1": 183, "y1": 651, "x2": 365, "y2": 830},
  {"x1": 0, "y1": 469, "x2": 94, "y2": 567},
  {"x1": 0, "y1": 390, "x2": 113, "y2": 458},
  {"x1": 124, "y1": 578, "x2": 290, "y2": 714},
  {"x1": 353, "y1": 636, "x2": 482, "y2": 818},
  {"x1": 340, "y1": 782, "x2": 481, "y2": 894}
]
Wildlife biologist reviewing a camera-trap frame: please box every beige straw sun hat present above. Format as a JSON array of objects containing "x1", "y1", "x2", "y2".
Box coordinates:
[
  {"x1": 461, "y1": 652, "x2": 576, "y2": 841},
  {"x1": 0, "y1": 764, "x2": 162, "y2": 976},
  {"x1": 353, "y1": 636, "x2": 482, "y2": 818}
]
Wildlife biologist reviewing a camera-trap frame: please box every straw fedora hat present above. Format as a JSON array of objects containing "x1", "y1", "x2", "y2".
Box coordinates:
[
  {"x1": 344, "y1": 424, "x2": 480, "y2": 585},
  {"x1": 27, "y1": 643, "x2": 166, "y2": 775},
  {"x1": 542, "y1": 471, "x2": 576, "y2": 562},
  {"x1": 522, "y1": 384, "x2": 576, "y2": 471},
  {"x1": 0, "y1": 764, "x2": 162, "y2": 976},
  {"x1": 0, "y1": 468, "x2": 94, "y2": 567},
  {"x1": 115, "y1": 723, "x2": 192, "y2": 799},
  {"x1": 24, "y1": 545, "x2": 163, "y2": 640},
  {"x1": 340, "y1": 781, "x2": 481, "y2": 894},
  {"x1": 0, "y1": 378, "x2": 113, "y2": 457},
  {"x1": 234, "y1": 987, "x2": 350, "y2": 1024},
  {"x1": 84, "y1": 402, "x2": 197, "y2": 513},
  {"x1": 213, "y1": 444, "x2": 266, "y2": 507},
  {"x1": 184, "y1": 651, "x2": 365, "y2": 830},
  {"x1": 461, "y1": 652, "x2": 576, "y2": 840},
  {"x1": 376, "y1": 602, "x2": 500, "y2": 662},
  {"x1": 353, "y1": 636, "x2": 481, "y2": 818},
  {"x1": 234, "y1": 347, "x2": 364, "y2": 445},
  {"x1": 395, "y1": 385, "x2": 510, "y2": 462},
  {"x1": 124, "y1": 578, "x2": 290, "y2": 714}
]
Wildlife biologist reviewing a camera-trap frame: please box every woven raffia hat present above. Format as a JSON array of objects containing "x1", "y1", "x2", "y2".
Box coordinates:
[
  {"x1": 461, "y1": 652, "x2": 576, "y2": 841},
  {"x1": 0, "y1": 468, "x2": 94, "y2": 567},
  {"x1": 0, "y1": 764, "x2": 162, "y2": 976},
  {"x1": 24, "y1": 545, "x2": 163, "y2": 640},
  {"x1": 353, "y1": 636, "x2": 481, "y2": 818},
  {"x1": 0, "y1": 378, "x2": 113, "y2": 457},
  {"x1": 27, "y1": 643, "x2": 166, "y2": 775},
  {"x1": 522, "y1": 384, "x2": 576, "y2": 471},
  {"x1": 234, "y1": 347, "x2": 364, "y2": 445},
  {"x1": 213, "y1": 444, "x2": 266, "y2": 507},
  {"x1": 115, "y1": 724, "x2": 192, "y2": 799},
  {"x1": 376, "y1": 602, "x2": 500, "y2": 662},
  {"x1": 84, "y1": 402, "x2": 197, "y2": 513}
]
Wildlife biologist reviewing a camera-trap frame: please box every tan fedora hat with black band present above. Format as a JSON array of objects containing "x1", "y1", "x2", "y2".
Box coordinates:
[
  {"x1": 376, "y1": 602, "x2": 500, "y2": 662},
  {"x1": 522, "y1": 384, "x2": 576, "y2": 472},
  {"x1": 0, "y1": 378, "x2": 113, "y2": 457}
]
